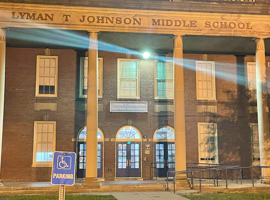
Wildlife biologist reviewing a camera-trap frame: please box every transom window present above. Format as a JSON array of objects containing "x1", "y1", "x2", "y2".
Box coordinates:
[
  {"x1": 247, "y1": 62, "x2": 256, "y2": 99},
  {"x1": 198, "y1": 123, "x2": 218, "y2": 163},
  {"x1": 33, "y1": 121, "x2": 56, "y2": 167},
  {"x1": 116, "y1": 126, "x2": 141, "y2": 141},
  {"x1": 250, "y1": 123, "x2": 260, "y2": 161},
  {"x1": 79, "y1": 57, "x2": 103, "y2": 98},
  {"x1": 154, "y1": 127, "x2": 175, "y2": 142},
  {"x1": 196, "y1": 61, "x2": 216, "y2": 100},
  {"x1": 155, "y1": 60, "x2": 174, "y2": 99},
  {"x1": 36, "y1": 56, "x2": 58, "y2": 97},
  {"x1": 77, "y1": 127, "x2": 103, "y2": 142},
  {"x1": 117, "y1": 59, "x2": 140, "y2": 99}
]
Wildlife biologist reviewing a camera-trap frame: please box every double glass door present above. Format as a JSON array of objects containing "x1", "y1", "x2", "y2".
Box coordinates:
[
  {"x1": 116, "y1": 142, "x2": 141, "y2": 177},
  {"x1": 77, "y1": 142, "x2": 103, "y2": 178},
  {"x1": 155, "y1": 142, "x2": 175, "y2": 177}
]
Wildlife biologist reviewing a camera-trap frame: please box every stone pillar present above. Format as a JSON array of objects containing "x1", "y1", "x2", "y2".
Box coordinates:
[
  {"x1": 84, "y1": 32, "x2": 99, "y2": 187},
  {"x1": 0, "y1": 29, "x2": 5, "y2": 175},
  {"x1": 173, "y1": 35, "x2": 189, "y2": 189},
  {"x1": 255, "y1": 38, "x2": 270, "y2": 182}
]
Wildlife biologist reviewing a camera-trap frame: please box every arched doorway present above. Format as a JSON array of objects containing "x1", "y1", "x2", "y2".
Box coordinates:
[
  {"x1": 76, "y1": 127, "x2": 104, "y2": 178},
  {"x1": 153, "y1": 126, "x2": 175, "y2": 177},
  {"x1": 115, "y1": 126, "x2": 142, "y2": 178}
]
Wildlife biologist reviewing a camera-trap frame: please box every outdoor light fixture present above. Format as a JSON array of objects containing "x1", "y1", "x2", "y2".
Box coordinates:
[{"x1": 143, "y1": 52, "x2": 150, "y2": 59}]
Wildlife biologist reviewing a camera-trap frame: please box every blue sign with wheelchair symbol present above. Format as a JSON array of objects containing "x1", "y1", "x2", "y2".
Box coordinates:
[{"x1": 51, "y1": 152, "x2": 76, "y2": 185}]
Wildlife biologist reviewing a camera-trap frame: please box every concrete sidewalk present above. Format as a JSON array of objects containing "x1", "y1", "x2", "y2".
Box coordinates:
[{"x1": 74, "y1": 191, "x2": 190, "y2": 200}]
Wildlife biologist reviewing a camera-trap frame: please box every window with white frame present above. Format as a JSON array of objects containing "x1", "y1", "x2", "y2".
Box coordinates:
[
  {"x1": 155, "y1": 60, "x2": 174, "y2": 99},
  {"x1": 33, "y1": 121, "x2": 56, "y2": 167},
  {"x1": 79, "y1": 57, "x2": 103, "y2": 98},
  {"x1": 198, "y1": 123, "x2": 218, "y2": 163},
  {"x1": 196, "y1": 61, "x2": 216, "y2": 100},
  {"x1": 36, "y1": 56, "x2": 58, "y2": 97},
  {"x1": 117, "y1": 59, "x2": 139, "y2": 99},
  {"x1": 247, "y1": 62, "x2": 256, "y2": 99},
  {"x1": 250, "y1": 123, "x2": 260, "y2": 161}
]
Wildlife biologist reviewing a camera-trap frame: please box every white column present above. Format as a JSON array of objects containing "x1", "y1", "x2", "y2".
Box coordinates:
[
  {"x1": 255, "y1": 38, "x2": 270, "y2": 174},
  {"x1": 0, "y1": 29, "x2": 5, "y2": 173},
  {"x1": 84, "y1": 32, "x2": 99, "y2": 186},
  {"x1": 173, "y1": 35, "x2": 186, "y2": 172}
]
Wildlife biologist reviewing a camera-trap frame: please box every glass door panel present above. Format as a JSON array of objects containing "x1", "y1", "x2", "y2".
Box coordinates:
[
  {"x1": 155, "y1": 142, "x2": 175, "y2": 177},
  {"x1": 76, "y1": 142, "x2": 103, "y2": 178},
  {"x1": 116, "y1": 142, "x2": 141, "y2": 177},
  {"x1": 77, "y1": 142, "x2": 86, "y2": 178}
]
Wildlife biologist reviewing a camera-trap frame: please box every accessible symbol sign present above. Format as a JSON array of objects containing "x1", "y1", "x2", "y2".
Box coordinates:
[{"x1": 51, "y1": 151, "x2": 76, "y2": 185}]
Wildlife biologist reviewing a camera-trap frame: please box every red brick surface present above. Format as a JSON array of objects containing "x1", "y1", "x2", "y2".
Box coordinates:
[{"x1": 1, "y1": 47, "x2": 265, "y2": 182}]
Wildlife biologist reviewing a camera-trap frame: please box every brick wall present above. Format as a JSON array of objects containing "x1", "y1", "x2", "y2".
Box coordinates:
[
  {"x1": 2, "y1": 48, "x2": 76, "y2": 182},
  {"x1": 1, "y1": 47, "x2": 265, "y2": 182}
]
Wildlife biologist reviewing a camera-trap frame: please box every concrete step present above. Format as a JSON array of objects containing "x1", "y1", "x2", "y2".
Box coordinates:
[{"x1": 0, "y1": 184, "x2": 173, "y2": 194}]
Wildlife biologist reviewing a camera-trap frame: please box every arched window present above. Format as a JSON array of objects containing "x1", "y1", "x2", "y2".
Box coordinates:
[
  {"x1": 153, "y1": 126, "x2": 175, "y2": 142},
  {"x1": 116, "y1": 126, "x2": 141, "y2": 141},
  {"x1": 77, "y1": 127, "x2": 104, "y2": 142}
]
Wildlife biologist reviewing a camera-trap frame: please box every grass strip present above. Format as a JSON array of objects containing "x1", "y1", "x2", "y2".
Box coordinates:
[
  {"x1": 183, "y1": 192, "x2": 270, "y2": 200},
  {"x1": 0, "y1": 194, "x2": 117, "y2": 200}
]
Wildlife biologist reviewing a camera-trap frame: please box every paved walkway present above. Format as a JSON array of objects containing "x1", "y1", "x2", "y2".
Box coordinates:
[{"x1": 73, "y1": 192, "x2": 190, "y2": 200}]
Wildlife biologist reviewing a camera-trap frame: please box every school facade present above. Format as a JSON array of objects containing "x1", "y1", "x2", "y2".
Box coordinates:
[{"x1": 0, "y1": 0, "x2": 270, "y2": 184}]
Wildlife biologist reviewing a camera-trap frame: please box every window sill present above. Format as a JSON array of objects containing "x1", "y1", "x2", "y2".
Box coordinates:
[
  {"x1": 117, "y1": 97, "x2": 140, "y2": 100},
  {"x1": 196, "y1": 99, "x2": 217, "y2": 103},
  {"x1": 32, "y1": 163, "x2": 52, "y2": 168},
  {"x1": 154, "y1": 98, "x2": 174, "y2": 102},
  {"x1": 35, "y1": 95, "x2": 57, "y2": 98}
]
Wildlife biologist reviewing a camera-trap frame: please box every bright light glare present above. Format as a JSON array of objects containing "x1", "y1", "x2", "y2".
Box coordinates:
[
  {"x1": 143, "y1": 52, "x2": 150, "y2": 59},
  {"x1": 2, "y1": 12, "x2": 251, "y2": 86}
]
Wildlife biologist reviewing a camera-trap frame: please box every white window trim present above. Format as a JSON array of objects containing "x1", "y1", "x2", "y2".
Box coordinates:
[
  {"x1": 247, "y1": 62, "x2": 257, "y2": 100},
  {"x1": 250, "y1": 123, "x2": 260, "y2": 162},
  {"x1": 79, "y1": 57, "x2": 103, "y2": 98},
  {"x1": 32, "y1": 121, "x2": 56, "y2": 167},
  {"x1": 35, "y1": 55, "x2": 58, "y2": 97},
  {"x1": 117, "y1": 58, "x2": 140, "y2": 99},
  {"x1": 198, "y1": 122, "x2": 219, "y2": 164},
  {"x1": 196, "y1": 61, "x2": 216, "y2": 100},
  {"x1": 154, "y1": 60, "x2": 174, "y2": 100}
]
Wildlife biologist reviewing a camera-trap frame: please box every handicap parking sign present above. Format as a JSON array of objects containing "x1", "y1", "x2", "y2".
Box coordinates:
[{"x1": 51, "y1": 151, "x2": 76, "y2": 185}]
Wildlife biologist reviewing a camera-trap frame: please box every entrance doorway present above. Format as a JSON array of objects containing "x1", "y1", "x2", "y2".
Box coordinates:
[
  {"x1": 116, "y1": 126, "x2": 142, "y2": 178},
  {"x1": 154, "y1": 127, "x2": 175, "y2": 177},
  {"x1": 76, "y1": 127, "x2": 104, "y2": 178}
]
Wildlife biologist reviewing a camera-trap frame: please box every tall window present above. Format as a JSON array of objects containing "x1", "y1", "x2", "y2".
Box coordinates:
[
  {"x1": 196, "y1": 61, "x2": 216, "y2": 100},
  {"x1": 251, "y1": 123, "x2": 260, "y2": 161},
  {"x1": 36, "y1": 56, "x2": 58, "y2": 97},
  {"x1": 33, "y1": 121, "x2": 56, "y2": 167},
  {"x1": 79, "y1": 57, "x2": 103, "y2": 98},
  {"x1": 117, "y1": 59, "x2": 139, "y2": 99},
  {"x1": 247, "y1": 62, "x2": 256, "y2": 99},
  {"x1": 155, "y1": 60, "x2": 174, "y2": 99},
  {"x1": 198, "y1": 123, "x2": 218, "y2": 163}
]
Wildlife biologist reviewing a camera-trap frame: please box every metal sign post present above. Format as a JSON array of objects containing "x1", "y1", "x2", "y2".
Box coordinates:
[
  {"x1": 59, "y1": 185, "x2": 65, "y2": 200},
  {"x1": 51, "y1": 151, "x2": 76, "y2": 200}
]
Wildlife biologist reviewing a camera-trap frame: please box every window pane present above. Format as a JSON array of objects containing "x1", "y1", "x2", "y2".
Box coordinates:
[
  {"x1": 34, "y1": 122, "x2": 55, "y2": 163},
  {"x1": 197, "y1": 62, "x2": 215, "y2": 99},
  {"x1": 118, "y1": 60, "x2": 138, "y2": 98},
  {"x1": 156, "y1": 61, "x2": 173, "y2": 99}
]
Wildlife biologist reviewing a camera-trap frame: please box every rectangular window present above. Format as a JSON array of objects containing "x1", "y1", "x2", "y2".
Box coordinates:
[
  {"x1": 155, "y1": 60, "x2": 174, "y2": 99},
  {"x1": 79, "y1": 57, "x2": 103, "y2": 98},
  {"x1": 247, "y1": 62, "x2": 256, "y2": 99},
  {"x1": 251, "y1": 123, "x2": 260, "y2": 161},
  {"x1": 196, "y1": 61, "x2": 216, "y2": 100},
  {"x1": 117, "y1": 59, "x2": 139, "y2": 99},
  {"x1": 36, "y1": 56, "x2": 58, "y2": 97},
  {"x1": 198, "y1": 123, "x2": 218, "y2": 163},
  {"x1": 33, "y1": 121, "x2": 56, "y2": 167}
]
